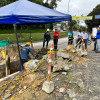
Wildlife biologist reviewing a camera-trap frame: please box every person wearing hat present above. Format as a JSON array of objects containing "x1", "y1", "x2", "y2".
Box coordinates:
[
  {"x1": 53, "y1": 29, "x2": 59, "y2": 50},
  {"x1": 43, "y1": 29, "x2": 51, "y2": 48},
  {"x1": 20, "y1": 42, "x2": 34, "y2": 71}
]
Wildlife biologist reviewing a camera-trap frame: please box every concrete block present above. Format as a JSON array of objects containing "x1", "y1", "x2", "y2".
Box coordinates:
[
  {"x1": 42, "y1": 81, "x2": 54, "y2": 93},
  {"x1": 63, "y1": 65, "x2": 70, "y2": 71},
  {"x1": 57, "y1": 52, "x2": 73, "y2": 61},
  {"x1": 77, "y1": 50, "x2": 88, "y2": 56},
  {"x1": 53, "y1": 64, "x2": 72, "y2": 72}
]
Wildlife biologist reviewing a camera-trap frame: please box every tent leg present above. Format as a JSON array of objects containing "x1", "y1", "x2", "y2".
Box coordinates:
[
  {"x1": 5, "y1": 47, "x2": 8, "y2": 77},
  {"x1": 70, "y1": 21, "x2": 73, "y2": 45},
  {"x1": 30, "y1": 26, "x2": 33, "y2": 49},
  {"x1": 14, "y1": 24, "x2": 22, "y2": 71}
]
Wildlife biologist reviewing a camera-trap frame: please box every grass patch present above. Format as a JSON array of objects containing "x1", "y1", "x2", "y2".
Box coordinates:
[
  {"x1": 0, "y1": 32, "x2": 68, "y2": 44},
  {"x1": 80, "y1": 86, "x2": 84, "y2": 94},
  {"x1": 68, "y1": 72, "x2": 73, "y2": 81}
]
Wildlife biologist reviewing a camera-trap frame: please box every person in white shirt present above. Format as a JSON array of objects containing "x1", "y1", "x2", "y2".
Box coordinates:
[
  {"x1": 82, "y1": 30, "x2": 88, "y2": 50},
  {"x1": 76, "y1": 29, "x2": 82, "y2": 48}
]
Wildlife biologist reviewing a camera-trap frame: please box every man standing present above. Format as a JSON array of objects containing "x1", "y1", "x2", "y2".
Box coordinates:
[
  {"x1": 95, "y1": 27, "x2": 100, "y2": 53},
  {"x1": 68, "y1": 31, "x2": 74, "y2": 45},
  {"x1": 53, "y1": 29, "x2": 59, "y2": 50},
  {"x1": 43, "y1": 29, "x2": 51, "y2": 49},
  {"x1": 20, "y1": 42, "x2": 34, "y2": 71},
  {"x1": 76, "y1": 29, "x2": 82, "y2": 48},
  {"x1": 82, "y1": 30, "x2": 88, "y2": 50}
]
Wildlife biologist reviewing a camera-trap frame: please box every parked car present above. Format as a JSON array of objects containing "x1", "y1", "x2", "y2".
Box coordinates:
[{"x1": 91, "y1": 27, "x2": 97, "y2": 41}]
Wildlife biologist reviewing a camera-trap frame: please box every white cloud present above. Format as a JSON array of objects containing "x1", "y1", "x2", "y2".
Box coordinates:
[{"x1": 56, "y1": 0, "x2": 100, "y2": 16}]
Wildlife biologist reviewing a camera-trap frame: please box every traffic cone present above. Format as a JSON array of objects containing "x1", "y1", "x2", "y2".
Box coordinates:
[
  {"x1": 31, "y1": 37, "x2": 33, "y2": 49},
  {"x1": 42, "y1": 44, "x2": 54, "y2": 93},
  {"x1": 81, "y1": 36, "x2": 85, "y2": 51}
]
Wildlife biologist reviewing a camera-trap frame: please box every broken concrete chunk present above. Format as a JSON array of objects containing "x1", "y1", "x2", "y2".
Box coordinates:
[
  {"x1": 67, "y1": 89, "x2": 76, "y2": 98},
  {"x1": 42, "y1": 81, "x2": 54, "y2": 93},
  {"x1": 63, "y1": 65, "x2": 70, "y2": 71},
  {"x1": 62, "y1": 72, "x2": 67, "y2": 75},
  {"x1": 53, "y1": 64, "x2": 72, "y2": 72},
  {"x1": 77, "y1": 50, "x2": 88, "y2": 56},
  {"x1": 59, "y1": 87, "x2": 65, "y2": 93}
]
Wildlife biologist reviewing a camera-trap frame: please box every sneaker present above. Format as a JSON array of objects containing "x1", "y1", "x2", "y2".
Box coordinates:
[{"x1": 95, "y1": 50, "x2": 100, "y2": 53}]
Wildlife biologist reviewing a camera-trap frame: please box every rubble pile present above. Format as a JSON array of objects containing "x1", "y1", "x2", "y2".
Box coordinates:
[{"x1": 0, "y1": 45, "x2": 88, "y2": 100}]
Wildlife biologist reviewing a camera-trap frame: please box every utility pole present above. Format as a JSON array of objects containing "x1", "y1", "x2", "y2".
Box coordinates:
[
  {"x1": 68, "y1": 0, "x2": 73, "y2": 44},
  {"x1": 68, "y1": 0, "x2": 70, "y2": 13}
]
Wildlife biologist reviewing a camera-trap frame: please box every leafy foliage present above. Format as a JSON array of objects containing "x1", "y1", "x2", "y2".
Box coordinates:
[{"x1": 85, "y1": 4, "x2": 100, "y2": 32}]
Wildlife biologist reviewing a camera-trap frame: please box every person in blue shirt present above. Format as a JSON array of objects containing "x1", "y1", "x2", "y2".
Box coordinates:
[
  {"x1": 20, "y1": 42, "x2": 34, "y2": 71},
  {"x1": 43, "y1": 29, "x2": 51, "y2": 49},
  {"x1": 68, "y1": 31, "x2": 74, "y2": 45},
  {"x1": 82, "y1": 30, "x2": 88, "y2": 50},
  {"x1": 95, "y1": 27, "x2": 100, "y2": 53}
]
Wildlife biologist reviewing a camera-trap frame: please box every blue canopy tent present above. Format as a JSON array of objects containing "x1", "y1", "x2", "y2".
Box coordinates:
[
  {"x1": 95, "y1": 15, "x2": 100, "y2": 19},
  {"x1": 0, "y1": 0, "x2": 72, "y2": 24},
  {"x1": 0, "y1": 0, "x2": 72, "y2": 71}
]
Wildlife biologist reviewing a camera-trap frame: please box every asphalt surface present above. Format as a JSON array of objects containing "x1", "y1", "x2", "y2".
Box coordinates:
[{"x1": 68, "y1": 41, "x2": 100, "y2": 100}]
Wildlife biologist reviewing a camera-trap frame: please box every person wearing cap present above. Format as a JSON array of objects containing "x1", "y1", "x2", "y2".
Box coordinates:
[
  {"x1": 68, "y1": 31, "x2": 74, "y2": 45},
  {"x1": 20, "y1": 42, "x2": 34, "y2": 71},
  {"x1": 43, "y1": 29, "x2": 51, "y2": 49},
  {"x1": 53, "y1": 29, "x2": 59, "y2": 50}
]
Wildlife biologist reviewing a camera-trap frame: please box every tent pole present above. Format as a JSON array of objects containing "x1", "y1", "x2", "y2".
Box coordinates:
[
  {"x1": 30, "y1": 26, "x2": 33, "y2": 49},
  {"x1": 70, "y1": 21, "x2": 73, "y2": 44},
  {"x1": 14, "y1": 24, "x2": 22, "y2": 71},
  {"x1": 5, "y1": 47, "x2": 8, "y2": 77}
]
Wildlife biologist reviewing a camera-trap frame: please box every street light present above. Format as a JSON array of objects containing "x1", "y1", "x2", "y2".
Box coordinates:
[{"x1": 68, "y1": 0, "x2": 70, "y2": 13}]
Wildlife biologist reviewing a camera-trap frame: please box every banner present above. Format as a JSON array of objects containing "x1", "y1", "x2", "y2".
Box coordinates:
[
  {"x1": 72, "y1": 16, "x2": 93, "y2": 20},
  {"x1": 95, "y1": 15, "x2": 100, "y2": 19}
]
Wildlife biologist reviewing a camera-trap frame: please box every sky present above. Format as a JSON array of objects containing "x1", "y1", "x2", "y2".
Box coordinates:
[
  {"x1": 56, "y1": 0, "x2": 100, "y2": 26},
  {"x1": 57, "y1": 0, "x2": 100, "y2": 16}
]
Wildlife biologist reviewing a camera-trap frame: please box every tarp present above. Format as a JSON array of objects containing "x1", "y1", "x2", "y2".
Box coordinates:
[
  {"x1": 95, "y1": 15, "x2": 100, "y2": 19},
  {"x1": 0, "y1": 0, "x2": 72, "y2": 24},
  {"x1": 0, "y1": 40, "x2": 10, "y2": 47}
]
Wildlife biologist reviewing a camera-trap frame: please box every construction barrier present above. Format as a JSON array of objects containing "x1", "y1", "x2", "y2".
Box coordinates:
[
  {"x1": 31, "y1": 37, "x2": 33, "y2": 49},
  {"x1": 0, "y1": 54, "x2": 48, "y2": 88},
  {"x1": 47, "y1": 44, "x2": 53, "y2": 82},
  {"x1": 81, "y1": 36, "x2": 85, "y2": 51},
  {"x1": 0, "y1": 39, "x2": 82, "y2": 100}
]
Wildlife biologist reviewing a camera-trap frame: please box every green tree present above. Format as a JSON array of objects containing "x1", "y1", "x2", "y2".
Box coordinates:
[
  {"x1": 85, "y1": 4, "x2": 100, "y2": 32},
  {"x1": 43, "y1": 0, "x2": 62, "y2": 9}
]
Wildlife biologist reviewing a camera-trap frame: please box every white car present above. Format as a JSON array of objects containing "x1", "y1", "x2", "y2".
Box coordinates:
[{"x1": 91, "y1": 27, "x2": 97, "y2": 41}]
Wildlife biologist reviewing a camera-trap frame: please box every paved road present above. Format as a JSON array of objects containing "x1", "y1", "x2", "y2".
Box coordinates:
[
  {"x1": 17, "y1": 31, "x2": 77, "y2": 49},
  {"x1": 68, "y1": 42, "x2": 100, "y2": 100}
]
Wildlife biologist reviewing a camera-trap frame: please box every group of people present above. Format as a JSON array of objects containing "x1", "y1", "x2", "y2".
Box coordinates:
[
  {"x1": 20, "y1": 27, "x2": 100, "y2": 71},
  {"x1": 43, "y1": 28, "x2": 59, "y2": 50},
  {"x1": 68, "y1": 30, "x2": 88, "y2": 50},
  {"x1": 93, "y1": 27, "x2": 100, "y2": 53},
  {"x1": 20, "y1": 28, "x2": 59, "y2": 71}
]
